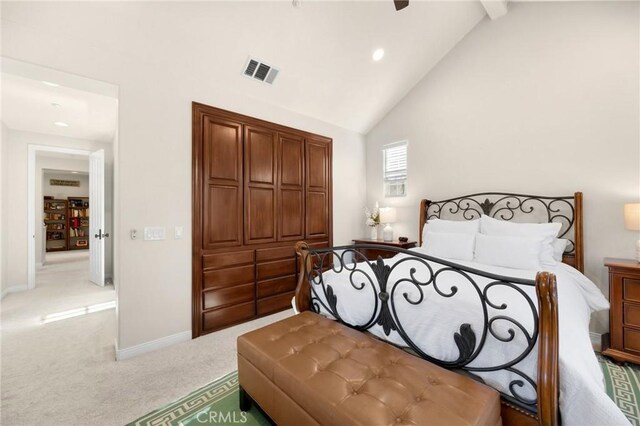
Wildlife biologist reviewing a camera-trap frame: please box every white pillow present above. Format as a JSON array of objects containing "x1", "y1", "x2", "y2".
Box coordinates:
[
  {"x1": 552, "y1": 239, "x2": 569, "y2": 262},
  {"x1": 480, "y1": 215, "x2": 561, "y2": 266},
  {"x1": 423, "y1": 231, "x2": 476, "y2": 262},
  {"x1": 423, "y1": 218, "x2": 480, "y2": 246},
  {"x1": 474, "y1": 234, "x2": 543, "y2": 270}
]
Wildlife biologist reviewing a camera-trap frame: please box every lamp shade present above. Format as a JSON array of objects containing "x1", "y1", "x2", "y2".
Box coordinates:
[
  {"x1": 379, "y1": 207, "x2": 397, "y2": 224},
  {"x1": 625, "y1": 203, "x2": 640, "y2": 231}
]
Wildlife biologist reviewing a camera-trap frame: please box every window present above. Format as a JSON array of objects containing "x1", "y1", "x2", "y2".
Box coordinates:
[{"x1": 383, "y1": 141, "x2": 407, "y2": 197}]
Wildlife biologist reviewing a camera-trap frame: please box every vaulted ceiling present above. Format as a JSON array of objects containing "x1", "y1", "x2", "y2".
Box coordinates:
[{"x1": 1, "y1": 1, "x2": 492, "y2": 134}]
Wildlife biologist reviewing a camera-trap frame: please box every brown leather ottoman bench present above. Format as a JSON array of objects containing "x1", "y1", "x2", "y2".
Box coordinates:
[{"x1": 237, "y1": 311, "x2": 501, "y2": 426}]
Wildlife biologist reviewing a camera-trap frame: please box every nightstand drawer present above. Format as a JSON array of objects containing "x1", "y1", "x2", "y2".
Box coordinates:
[
  {"x1": 355, "y1": 248, "x2": 397, "y2": 261},
  {"x1": 624, "y1": 303, "x2": 640, "y2": 328},
  {"x1": 623, "y1": 278, "x2": 640, "y2": 302},
  {"x1": 604, "y1": 259, "x2": 640, "y2": 364},
  {"x1": 624, "y1": 327, "x2": 640, "y2": 353}
]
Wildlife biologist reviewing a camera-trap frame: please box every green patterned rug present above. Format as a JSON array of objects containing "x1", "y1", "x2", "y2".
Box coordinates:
[
  {"x1": 599, "y1": 355, "x2": 640, "y2": 426},
  {"x1": 127, "y1": 371, "x2": 270, "y2": 426},
  {"x1": 130, "y1": 359, "x2": 640, "y2": 426}
]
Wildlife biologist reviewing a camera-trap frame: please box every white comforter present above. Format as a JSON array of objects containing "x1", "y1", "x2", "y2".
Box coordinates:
[{"x1": 309, "y1": 248, "x2": 628, "y2": 426}]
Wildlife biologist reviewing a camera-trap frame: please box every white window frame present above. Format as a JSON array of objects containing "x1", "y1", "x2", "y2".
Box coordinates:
[{"x1": 382, "y1": 140, "x2": 408, "y2": 198}]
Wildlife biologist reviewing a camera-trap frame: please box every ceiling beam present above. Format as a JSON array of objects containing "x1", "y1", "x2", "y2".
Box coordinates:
[{"x1": 480, "y1": 0, "x2": 508, "y2": 20}]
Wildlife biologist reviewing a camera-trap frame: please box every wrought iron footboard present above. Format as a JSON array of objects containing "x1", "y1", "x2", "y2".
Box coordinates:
[{"x1": 294, "y1": 242, "x2": 559, "y2": 423}]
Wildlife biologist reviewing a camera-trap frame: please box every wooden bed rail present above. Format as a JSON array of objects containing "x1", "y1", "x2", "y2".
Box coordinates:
[
  {"x1": 294, "y1": 241, "x2": 559, "y2": 426},
  {"x1": 535, "y1": 271, "x2": 560, "y2": 426},
  {"x1": 294, "y1": 241, "x2": 312, "y2": 313}
]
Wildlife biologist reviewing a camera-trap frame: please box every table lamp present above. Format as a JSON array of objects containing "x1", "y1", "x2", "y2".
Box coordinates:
[
  {"x1": 379, "y1": 207, "x2": 397, "y2": 242},
  {"x1": 624, "y1": 203, "x2": 640, "y2": 262}
]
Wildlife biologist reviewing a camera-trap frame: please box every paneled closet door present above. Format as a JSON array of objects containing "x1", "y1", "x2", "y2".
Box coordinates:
[
  {"x1": 305, "y1": 138, "x2": 331, "y2": 240},
  {"x1": 202, "y1": 115, "x2": 243, "y2": 249},
  {"x1": 277, "y1": 132, "x2": 305, "y2": 241},
  {"x1": 244, "y1": 125, "x2": 278, "y2": 244}
]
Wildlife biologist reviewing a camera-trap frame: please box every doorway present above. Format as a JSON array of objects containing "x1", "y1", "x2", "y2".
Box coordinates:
[
  {"x1": 29, "y1": 146, "x2": 110, "y2": 289},
  {"x1": 39, "y1": 164, "x2": 92, "y2": 300},
  {"x1": 1, "y1": 57, "x2": 119, "y2": 353}
]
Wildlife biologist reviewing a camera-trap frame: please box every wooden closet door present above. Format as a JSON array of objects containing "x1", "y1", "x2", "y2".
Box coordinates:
[
  {"x1": 194, "y1": 102, "x2": 333, "y2": 338},
  {"x1": 202, "y1": 115, "x2": 243, "y2": 249},
  {"x1": 278, "y1": 132, "x2": 305, "y2": 241},
  {"x1": 305, "y1": 138, "x2": 331, "y2": 240},
  {"x1": 244, "y1": 125, "x2": 278, "y2": 244}
]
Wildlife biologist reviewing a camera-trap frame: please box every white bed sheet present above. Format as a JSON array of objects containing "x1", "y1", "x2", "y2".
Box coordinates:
[{"x1": 308, "y1": 248, "x2": 628, "y2": 426}]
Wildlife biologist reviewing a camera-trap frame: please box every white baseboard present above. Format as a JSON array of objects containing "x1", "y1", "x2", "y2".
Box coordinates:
[
  {"x1": 0, "y1": 285, "x2": 29, "y2": 300},
  {"x1": 115, "y1": 330, "x2": 191, "y2": 361},
  {"x1": 590, "y1": 332, "x2": 602, "y2": 352}
]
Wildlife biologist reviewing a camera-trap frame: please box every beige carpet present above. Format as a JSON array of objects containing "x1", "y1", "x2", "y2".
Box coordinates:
[{"x1": 1, "y1": 251, "x2": 292, "y2": 425}]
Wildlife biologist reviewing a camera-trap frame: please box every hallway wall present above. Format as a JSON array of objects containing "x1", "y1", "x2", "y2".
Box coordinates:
[{"x1": 42, "y1": 171, "x2": 89, "y2": 199}]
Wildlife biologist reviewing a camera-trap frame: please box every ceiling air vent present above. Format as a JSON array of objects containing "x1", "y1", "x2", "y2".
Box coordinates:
[{"x1": 243, "y1": 57, "x2": 279, "y2": 85}]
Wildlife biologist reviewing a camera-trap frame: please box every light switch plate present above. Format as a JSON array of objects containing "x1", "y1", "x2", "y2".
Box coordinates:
[
  {"x1": 144, "y1": 227, "x2": 166, "y2": 241},
  {"x1": 174, "y1": 226, "x2": 184, "y2": 239}
]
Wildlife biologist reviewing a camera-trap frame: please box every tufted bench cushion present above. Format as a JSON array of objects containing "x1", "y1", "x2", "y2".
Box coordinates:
[{"x1": 237, "y1": 311, "x2": 501, "y2": 426}]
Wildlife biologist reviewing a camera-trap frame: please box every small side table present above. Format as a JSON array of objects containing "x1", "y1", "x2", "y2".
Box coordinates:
[
  {"x1": 351, "y1": 239, "x2": 417, "y2": 261},
  {"x1": 602, "y1": 258, "x2": 640, "y2": 364}
]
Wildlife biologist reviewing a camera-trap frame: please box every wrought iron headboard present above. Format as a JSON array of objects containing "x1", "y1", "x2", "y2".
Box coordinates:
[{"x1": 419, "y1": 192, "x2": 584, "y2": 273}]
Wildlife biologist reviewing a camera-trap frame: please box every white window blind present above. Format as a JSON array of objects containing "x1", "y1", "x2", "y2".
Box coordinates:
[
  {"x1": 383, "y1": 142, "x2": 407, "y2": 181},
  {"x1": 383, "y1": 141, "x2": 407, "y2": 197}
]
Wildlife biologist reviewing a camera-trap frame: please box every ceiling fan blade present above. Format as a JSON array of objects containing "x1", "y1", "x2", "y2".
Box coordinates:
[{"x1": 393, "y1": 0, "x2": 409, "y2": 11}]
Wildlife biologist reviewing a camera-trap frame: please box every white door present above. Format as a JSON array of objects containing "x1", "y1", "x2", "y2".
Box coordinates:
[{"x1": 89, "y1": 149, "x2": 106, "y2": 286}]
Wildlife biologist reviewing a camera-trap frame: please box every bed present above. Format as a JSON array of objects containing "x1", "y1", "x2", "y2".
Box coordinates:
[{"x1": 293, "y1": 192, "x2": 629, "y2": 426}]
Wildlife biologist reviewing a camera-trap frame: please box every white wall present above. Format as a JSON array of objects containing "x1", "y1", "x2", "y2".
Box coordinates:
[
  {"x1": 2, "y1": 129, "x2": 113, "y2": 289},
  {"x1": 37, "y1": 167, "x2": 89, "y2": 264},
  {"x1": 1, "y1": 3, "x2": 367, "y2": 351},
  {"x1": 1, "y1": 122, "x2": 7, "y2": 296},
  {"x1": 42, "y1": 171, "x2": 89, "y2": 199},
  {"x1": 366, "y1": 1, "x2": 640, "y2": 333}
]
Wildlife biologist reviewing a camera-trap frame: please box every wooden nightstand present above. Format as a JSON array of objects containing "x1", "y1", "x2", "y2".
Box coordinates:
[
  {"x1": 603, "y1": 258, "x2": 640, "y2": 364},
  {"x1": 351, "y1": 239, "x2": 417, "y2": 261}
]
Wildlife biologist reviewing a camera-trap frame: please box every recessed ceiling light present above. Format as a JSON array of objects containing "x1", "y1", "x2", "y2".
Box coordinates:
[
  {"x1": 372, "y1": 48, "x2": 385, "y2": 61},
  {"x1": 71, "y1": 171, "x2": 79, "y2": 174},
  {"x1": 51, "y1": 103, "x2": 61, "y2": 108},
  {"x1": 42, "y1": 81, "x2": 60, "y2": 87},
  {"x1": 53, "y1": 121, "x2": 69, "y2": 127}
]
